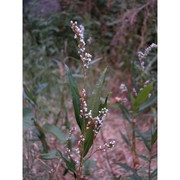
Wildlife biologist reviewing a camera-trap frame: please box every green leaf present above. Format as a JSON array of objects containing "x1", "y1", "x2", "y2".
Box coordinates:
[
  {"x1": 130, "y1": 93, "x2": 136, "y2": 108},
  {"x1": 137, "y1": 154, "x2": 148, "y2": 161},
  {"x1": 89, "y1": 67, "x2": 107, "y2": 117},
  {"x1": 43, "y1": 124, "x2": 67, "y2": 143},
  {"x1": 65, "y1": 64, "x2": 82, "y2": 131},
  {"x1": 23, "y1": 84, "x2": 37, "y2": 107},
  {"x1": 83, "y1": 127, "x2": 94, "y2": 157},
  {"x1": 120, "y1": 131, "x2": 131, "y2": 147},
  {"x1": 151, "y1": 154, "x2": 157, "y2": 159},
  {"x1": 33, "y1": 120, "x2": 49, "y2": 153},
  {"x1": 151, "y1": 168, "x2": 157, "y2": 178},
  {"x1": 119, "y1": 103, "x2": 131, "y2": 122},
  {"x1": 117, "y1": 163, "x2": 142, "y2": 180},
  {"x1": 135, "y1": 128, "x2": 151, "y2": 152},
  {"x1": 40, "y1": 150, "x2": 60, "y2": 160},
  {"x1": 63, "y1": 169, "x2": 69, "y2": 176},
  {"x1": 139, "y1": 95, "x2": 157, "y2": 112},
  {"x1": 151, "y1": 129, "x2": 157, "y2": 145},
  {"x1": 57, "y1": 150, "x2": 76, "y2": 173},
  {"x1": 23, "y1": 108, "x2": 34, "y2": 131},
  {"x1": 133, "y1": 83, "x2": 153, "y2": 111}
]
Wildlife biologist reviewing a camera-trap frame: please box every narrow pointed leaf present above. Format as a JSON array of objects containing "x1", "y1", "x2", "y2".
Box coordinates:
[
  {"x1": 23, "y1": 84, "x2": 37, "y2": 106},
  {"x1": 133, "y1": 83, "x2": 153, "y2": 110},
  {"x1": 33, "y1": 119, "x2": 49, "y2": 153},
  {"x1": 83, "y1": 127, "x2": 94, "y2": 157},
  {"x1": 137, "y1": 154, "x2": 148, "y2": 161},
  {"x1": 65, "y1": 65, "x2": 82, "y2": 130},
  {"x1": 151, "y1": 154, "x2": 157, "y2": 159},
  {"x1": 119, "y1": 103, "x2": 131, "y2": 122},
  {"x1": 139, "y1": 95, "x2": 157, "y2": 112},
  {"x1": 135, "y1": 128, "x2": 151, "y2": 152},
  {"x1": 43, "y1": 124, "x2": 67, "y2": 142},
  {"x1": 151, "y1": 129, "x2": 157, "y2": 145},
  {"x1": 40, "y1": 150, "x2": 60, "y2": 160},
  {"x1": 89, "y1": 67, "x2": 107, "y2": 117},
  {"x1": 151, "y1": 168, "x2": 157, "y2": 178},
  {"x1": 57, "y1": 150, "x2": 76, "y2": 173},
  {"x1": 120, "y1": 130, "x2": 131, "y2": 147},
  {"x1": 117, "y1": 163, "x2": 142, "y2": 180}
]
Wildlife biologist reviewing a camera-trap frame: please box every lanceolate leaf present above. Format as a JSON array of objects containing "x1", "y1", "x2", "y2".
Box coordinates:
[
  {"x1": 151, "y1": 168, "x2": 157, "y2": 178},
  {"x1": 139, "y1": 95, "x2": 157, "y2": 112},
  {"x1": 137, "y1": 154, "x2": 148, "y2": 161},
  {"x1": 23, "y1": 84, "x2": 37, "y2": 107},
  {"x1": 65, "y1": 65, "x2": 82, "y2": 131},
  {"x1": 119, "y1": 103, "x2": 131, "y2": 122},
  {"x1": 40, "y1": 150, "x2": 60, "y2": 160},
  {"x1": 83, "y1": 68, "x2": 108, "y2": 157},
  {"x1": 57, "y1": 150, "x2": 76, "y2": 173},
  {"x1": 83, "y1": 126, "x2": 94, "y2": 157},
  {"x1": 43, "y1": 124, "x2": 67, "y2": 143},
  {"x1": 40, "y1": 150, "x2": 76, "y2": 173},
  {"x1": 135, "y1": 128, "x2": 151, "y2": 152},
  {"x1": 117, "y1": 163, "x2": 142, "y2": 180},
  {"x1": 120, "y1": 130, "x2": 131, "y2": 147},
  {"x1": 33, "y1": 119, "x2": 49, "y2": 153},
  {"x1": 133, "y1": 83, "x2": 153, "y2": 111},
  {"x1": 151, "y1": 129, "x2": 157, "y2": 145},
  {"x1": 89, "y1": 67, "x2": 107, "y2": 117}
]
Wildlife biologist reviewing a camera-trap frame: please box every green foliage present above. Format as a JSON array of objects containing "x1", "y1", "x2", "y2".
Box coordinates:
[
  {"x1": 132, "y1": 83, "x2": 153, "y2": 112},
  {"x1": 117, "y1": 44, "x2": 157, "y2": 179},
  {"x1": 43, "y1": 124, "x2": 67, "y2": 143},
  {"x1": 89, "y1": 67, "x2": 107, "y2": 117},
  {"x1": 40, "y1": 150, "x2": 60, "y2": 160},
  {"x1": 83, "y1": 68, "x2": 108, "y2": 157},
  {"x1": 23, "y1": 108, "x2": 34, "y2": 131},
  {"x1": 65, "y1": 64, "x2": 82, "y2": 131},
  {"x1": 117, "y1": 163, "x2": 142, "y2": 180},
  {"x1": 33, "y1": 119, "x2": 49, "y2": 153}
]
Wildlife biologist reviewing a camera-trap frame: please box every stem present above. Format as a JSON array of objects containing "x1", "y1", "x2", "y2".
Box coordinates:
[
  {"x1": 101, "y1": 131, "x2": 116, "y2": 178},
  {"x1": 132, "y1": 121, "x2": 136, "y2": 153}
]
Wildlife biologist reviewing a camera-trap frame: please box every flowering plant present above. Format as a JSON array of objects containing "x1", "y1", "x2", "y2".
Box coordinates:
[{"x1": 40, "y1": 21, "x2": 115, "y2": 179}]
